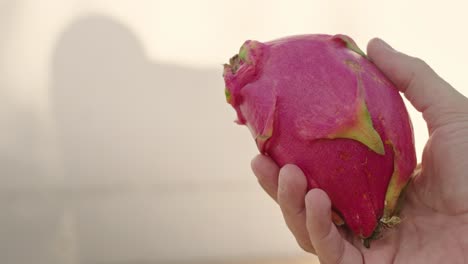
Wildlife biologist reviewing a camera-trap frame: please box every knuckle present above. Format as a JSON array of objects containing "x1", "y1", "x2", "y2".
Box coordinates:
[
  {"x1": 280, "y1": 199, "x2": 304, "y2": 216},
  {"x1": 411, "y1": 56, "x2": 427, "y2": 68},
  {"x1": 411, "y1": 57, "x2": 432, "y2": 75}
]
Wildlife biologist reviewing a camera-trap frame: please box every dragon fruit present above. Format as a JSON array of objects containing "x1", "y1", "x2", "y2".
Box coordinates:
[{"x1": 223, "y1": 34, "x2": 416, "y2": 245}]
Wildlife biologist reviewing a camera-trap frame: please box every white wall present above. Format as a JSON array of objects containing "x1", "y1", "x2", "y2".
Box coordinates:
[{"x1": 1, "y1": 0, "x2": 467, "y2": 263}]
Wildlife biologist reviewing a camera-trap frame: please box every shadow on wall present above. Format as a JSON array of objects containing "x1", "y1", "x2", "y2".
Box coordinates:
[
  {"x1": 52, "y1": 14, "x2": 229, "y2": 187},
  {"x1": 50, "y1": 14, "x2": 257, "y2": 263}
]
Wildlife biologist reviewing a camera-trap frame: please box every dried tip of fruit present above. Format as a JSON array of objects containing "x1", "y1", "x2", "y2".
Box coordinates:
[
  {"x1": 362, "y1": 215, "x2": 402, "y2": 248},
  {"x1": 332, "y1": 211, "x2": 345, "y2": 226},
  {"x1": 223, "y1": 45, "x2": 250, "y2": 76}
]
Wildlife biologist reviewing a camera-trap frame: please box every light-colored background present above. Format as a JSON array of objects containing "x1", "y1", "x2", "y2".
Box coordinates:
[{"x1": 1, "y1": 1, "x2": 467, "y2": 263}]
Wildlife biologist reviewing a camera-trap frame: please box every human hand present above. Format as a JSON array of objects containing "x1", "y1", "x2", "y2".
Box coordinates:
[{"x1": 251, "y1": 38, "x2": 468, "y2": 263}]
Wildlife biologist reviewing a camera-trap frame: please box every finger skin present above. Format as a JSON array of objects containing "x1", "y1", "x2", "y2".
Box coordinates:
[
  {"x1": 251, "y1": 154, "x2": 279, "y2": 201},
  {"x1": 306, "y1": 189, "x2": 363, "y2": 264},
  {"x1": 277, "y1": 164, "x2": 315, "y2": 253},
  {"x1": 367, "y1": 38, "x2": 467, "y2": 128}
]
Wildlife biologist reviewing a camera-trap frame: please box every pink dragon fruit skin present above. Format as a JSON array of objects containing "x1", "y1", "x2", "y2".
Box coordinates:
[{"x1": 223, "y1": 34, "x2": 416, "y2": 241}]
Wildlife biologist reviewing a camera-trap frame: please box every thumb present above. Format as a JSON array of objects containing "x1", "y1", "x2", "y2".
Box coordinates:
[{"x1": 367, "y1": 38, "x2": 467, "y2": 130}]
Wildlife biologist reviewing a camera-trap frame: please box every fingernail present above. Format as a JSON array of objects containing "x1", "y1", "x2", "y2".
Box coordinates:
[
  {"x1": 376, "y1": 38, "x2": 395, "y2": 51},
  {"x1": 377, "y1": 38, "x2": 395, "y2": 51}
]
